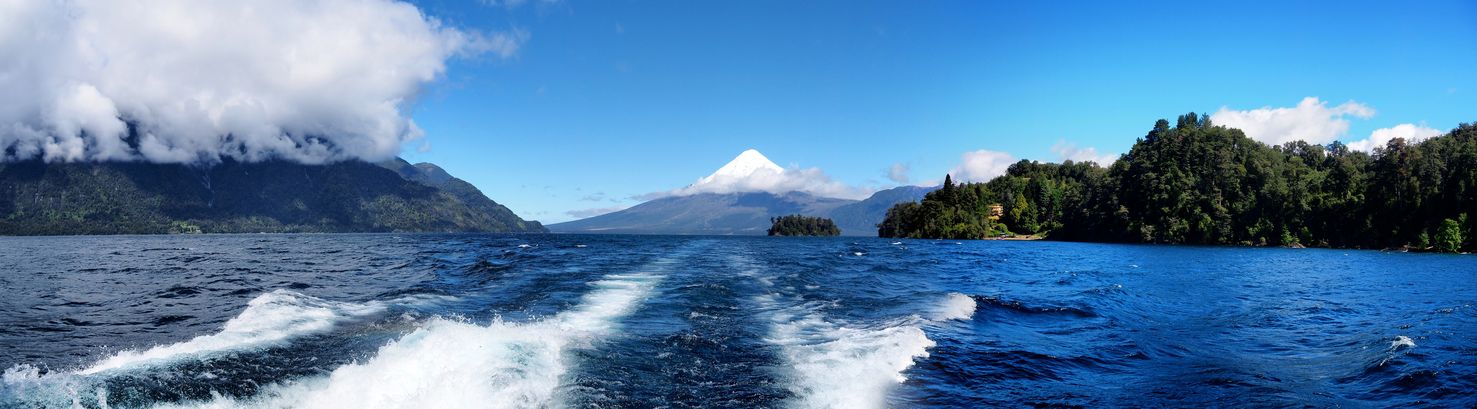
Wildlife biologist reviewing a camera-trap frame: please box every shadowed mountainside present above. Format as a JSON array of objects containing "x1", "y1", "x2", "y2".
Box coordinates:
[
  {"x1": 826, "y1": 185, "x2": 936, "y2": 235},
  {"x1": 550, "y1": 185, "x2": 936, "y2": 236},
  {"x1": 550, "y1": 191, "x2": 851, "y2": 235},
  {"x1": 0, "y1": 158, "x2": 545, "y2": 235}
]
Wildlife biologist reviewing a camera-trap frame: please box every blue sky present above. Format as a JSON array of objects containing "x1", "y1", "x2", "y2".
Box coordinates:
[{"x1": 398, "y1": 0, "x2": 1477, "y2": 223}]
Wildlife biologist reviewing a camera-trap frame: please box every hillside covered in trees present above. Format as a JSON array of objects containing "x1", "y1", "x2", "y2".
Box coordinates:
[
  {"x1": 880, "y1": 113, "x2": 1476, "y2": 252},
  {"x1": 767, "y1": 215, "x2": 841, "y2": 236},
  {"x1": 0, "y1": 159, "x2": 547, "y2": 235}
]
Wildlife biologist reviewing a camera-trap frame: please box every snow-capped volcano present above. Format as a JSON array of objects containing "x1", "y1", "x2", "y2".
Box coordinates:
[
  {"x1": 636, "y1": 148, "x2": 874, "y2": 201},
  {"x1": 660, "y1": 148, "x2": 863, "y2": 199},
  {"x1": 549, "y1": 148, "x2": 936, "y2": 235},
  {"x1": 663, "y1": 148, "x2": 789, "y2": 196},
  {"x1": 694, "y1": 149, "x2": 785, "y2": 185}
]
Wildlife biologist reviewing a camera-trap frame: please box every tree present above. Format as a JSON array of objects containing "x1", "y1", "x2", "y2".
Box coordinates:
[
  {"x1": 1434, "y1": 215, "x2": 1465, "y2": 253},
  {"x1": 941, "y1": 174, "x2": 956, "y2": 203}
]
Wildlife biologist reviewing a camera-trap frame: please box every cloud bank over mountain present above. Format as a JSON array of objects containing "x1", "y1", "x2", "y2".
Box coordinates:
[{"x1": 0, "y1": 0, "x2": 519, "y2": 164}]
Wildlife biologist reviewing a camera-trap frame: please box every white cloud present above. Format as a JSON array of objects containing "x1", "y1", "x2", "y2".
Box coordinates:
[
  {"x1": 0, "y1": 0, "x2": 522, "y2": 164},
  {"x1": 579, "y1": 192, "x2": 621, "y2": 202},
  {"x1": 1050, "y1": 141, "x2": 1116, "y2": 166},
  {"x1": 566, "y1": 205, "x2": 629, "y2": 219},
  {"x1": 1210, "y1": 97, "x2": 1375, "y2": 146},
  {"x1": 666, "y1": 166, "x2": 870, "y2": 200},
  {"x1": 948, "y1": 149, "x2": 1015, "y2": 183},
  {"x1": 480, "y1": 0, "x2": 561, "y2": 9},
  {"x1": 886, "y1": 163, "x2": 910, "y2": 184},
  {"x1": 1347, "y1": 124, "x2": 1445, "y2": 152}
]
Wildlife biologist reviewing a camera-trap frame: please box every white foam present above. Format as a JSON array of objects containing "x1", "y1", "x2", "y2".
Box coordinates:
[
  {"x1": 930, "y1": 293, "x2": 977, "y2": 321},
  {"x1": 160, "y1": 271, "x2": 663, "y2": 409},
  {"x1": 81, "y1": 290, "x2": 394, "y2": 375},
  {"x1": 748, "y1": 280, "x2": 934, "y2": 408},
  {"x1": 2, "y1": 365, "x2": 41, "y2": 383},
  {"x1": 555, "y1": 272, "x2": 662, "y2": 333},
  {"x1": 156, "y1": 318, "x2": 569, "y2": 409},
  {"x1": 1376, "y1": 335, "x2": 1419, "y2": 367},
  {"x1": 1391, "y1": 335, "x2": 1416, "y2": 349},
  {"x1": 2, "y1": 364, "x2": 88, "y2": 407},
  {"x1": 765, "y1": 310, "x2": 934, "y2": 409}
]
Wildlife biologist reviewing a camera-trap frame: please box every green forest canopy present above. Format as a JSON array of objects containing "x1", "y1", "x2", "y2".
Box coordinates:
[{"x1": 880, "y1": 113, "x2": 1477, "y2": 252}]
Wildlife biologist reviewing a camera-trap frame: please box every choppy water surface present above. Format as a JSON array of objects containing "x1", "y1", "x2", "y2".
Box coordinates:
[{"x1": 0, "y1": 234, "x2": 1473, "y2": 408}]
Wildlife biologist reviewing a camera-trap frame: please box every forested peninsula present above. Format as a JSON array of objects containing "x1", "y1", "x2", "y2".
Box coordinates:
[{"x1": 879, "y1": 113, "x2": 1476, "y2": 253}]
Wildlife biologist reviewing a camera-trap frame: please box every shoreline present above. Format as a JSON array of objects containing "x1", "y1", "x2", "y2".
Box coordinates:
[{"x1": 982, "y1": 234, "x2": 1043, "y2": 241}]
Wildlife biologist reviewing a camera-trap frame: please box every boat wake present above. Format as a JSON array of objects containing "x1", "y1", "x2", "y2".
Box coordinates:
[
  {"x1": 736, "y1": 255, "x2": 973, "y2": 409},
  {"x1": 82, "y1": 290, "x2": 434, "y2": 375},
  {"x1": 4, "y1": 263, "x2": 670, "y2": 409},
  {"x1": 760, "y1": 295, "x2": 936, "y2": 409},
  {"x1": 166, "y1": 270, "x2": 664, "y2": 409},
  {"x1": 930, "y1": 292, "x2": 978, "y2": 321}
]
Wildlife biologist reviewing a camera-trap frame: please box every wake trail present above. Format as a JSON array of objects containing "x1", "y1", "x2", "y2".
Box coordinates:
[
  {"x1": 81, "y1": 290, "x2": 438, "y2": 375},
  {"x1": 173, "y1": 260, "x2": 675, "y2": 409},
  {"x1": 3, "y1": 290, "x2": 448, "y2": 407},
  {"x1": 732, "y1": 250, "x2": 974, "y2": 409},
  {"x1": 4, "y1": 248, "x2": 690, "y2": 409}
]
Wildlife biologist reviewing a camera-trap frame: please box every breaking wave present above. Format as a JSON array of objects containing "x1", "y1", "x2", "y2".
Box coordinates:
[
  {"x1": 930, "y1": 292, "x2": 978, "y2": 321},
  {"x1": 157, "y1": 271, "x2": 664, "y2": 408},
  {"x1": 763, "y1": 302, "x2": 935, "y2": 409},
  {"x1": 738, "y1": 250, "x2": 941, "y2": 409},
  {"x1": 83, "y1": 290, "x2": 407, "y2": 375}
]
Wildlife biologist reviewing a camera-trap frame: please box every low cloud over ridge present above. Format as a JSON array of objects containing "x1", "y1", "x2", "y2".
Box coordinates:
[
  {"x1": 1050, "y1": 141, "x2": 1117, "y2": 166},
  {"x1": 0, "y1": 0, "x2": 520, "y2": 164},
  {"x1": 1209, "y1": 97, "x2": 1448, "y2": 152},
  {"x1": 1347, "y1": 124, "x2": 1445, "y2": 152},
  {"x1": 1209, "y1": 97, "x2": 1375, "y2": 146},
  {"x1": 949, "y1": 149, "x2": 1015, "y2": 183}
]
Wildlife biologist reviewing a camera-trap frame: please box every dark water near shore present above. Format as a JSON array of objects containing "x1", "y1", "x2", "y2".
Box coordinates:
[{"x1": 0, "y1": 234, "x2": 1474, "y2": 408}]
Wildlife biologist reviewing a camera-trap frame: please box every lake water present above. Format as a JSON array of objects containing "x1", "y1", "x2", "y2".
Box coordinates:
[{"x1": 0, "y1": 234, "x2": 1473, "y2": 408}]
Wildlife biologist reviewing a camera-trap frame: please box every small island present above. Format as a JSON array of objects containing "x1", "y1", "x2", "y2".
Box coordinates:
[{"x1": 767, "y1": 215, "x2": 841, "y2": 236}]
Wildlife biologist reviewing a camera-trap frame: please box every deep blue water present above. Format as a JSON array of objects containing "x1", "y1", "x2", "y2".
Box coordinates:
[{"x1": 0, "y1": 234, "x2": 1473, "y2": 408}]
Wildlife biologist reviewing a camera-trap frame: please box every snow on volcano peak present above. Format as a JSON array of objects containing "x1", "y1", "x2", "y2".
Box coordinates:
[
  {"x1": 659, "y1": 149, "x2": 868, "y2": 200},
  {"x1": 704, "y1": 149, "x2": 784, "y2": 180}
]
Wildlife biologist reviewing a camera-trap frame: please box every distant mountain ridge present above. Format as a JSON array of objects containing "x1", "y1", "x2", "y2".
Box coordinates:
[
  {"x1": 549, "y1": 185, "x2": 935, "y2": 236},
  {"x1": 826, "y1": 185, "x2": 937, "y2": 234},
  {"x1": 551, "y1": 191, "x2": 853, "y2": 235},
  {"x1": 0, "y1": 158, "x2": 545, "y2": 235},
  {"x1": 550, "y1": 148, "x2": 936, "y2": 235}
]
